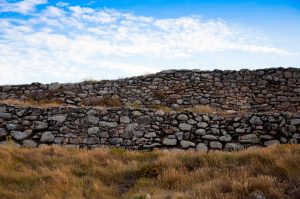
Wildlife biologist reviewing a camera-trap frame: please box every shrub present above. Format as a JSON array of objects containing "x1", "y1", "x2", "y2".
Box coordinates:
[{"x1": 140, "y1": 164, "x2": 164, "y2": 178}]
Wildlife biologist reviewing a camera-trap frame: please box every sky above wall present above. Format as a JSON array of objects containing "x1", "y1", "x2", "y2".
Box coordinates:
[{"x1": 0, "y1": 0, "x2": 299, "y2": 84}]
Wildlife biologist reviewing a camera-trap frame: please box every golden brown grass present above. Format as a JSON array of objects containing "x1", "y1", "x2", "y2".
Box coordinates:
[
  {"x1": 0, "y1": 99, "x2": 63, "y2": 108},
  {"x1": 84, "y1": 96, "x2": 122, "y2": 107},
  {"x1": 0, "y1": 145, "x2": 299, "y2": 199},
  {"x1": 188, "y1": 105, "x2": 217, "y2": 114},
  {"x1": 150, "y1": 104, "x2": 173, "y2": 113}
]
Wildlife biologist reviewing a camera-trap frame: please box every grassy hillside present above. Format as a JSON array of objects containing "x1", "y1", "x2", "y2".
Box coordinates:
[{"x1": 0, "y1": 145, "x2": 299, "y2": 199}]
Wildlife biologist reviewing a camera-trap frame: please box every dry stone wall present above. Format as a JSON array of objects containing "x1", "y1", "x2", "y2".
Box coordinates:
[
  {"x1": 0, "y1": 104, "x2": 299, "y2": 151},
  {"x1": 1, "y1": 67, "x2": 300, "y2": 112}
]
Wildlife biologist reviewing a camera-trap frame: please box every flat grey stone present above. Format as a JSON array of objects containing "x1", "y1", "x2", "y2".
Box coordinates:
[
  {"x1": 49, "y1": 115, "x2": 67, "y2": 122},
  {"x1": 136, "y1": 116, "x2": 152, "y2": 125},
  {"x1": 144, "y1": 132, "x2": 157, "y2": 138},
  {"x1": 197, "y1": 122, "x2": 208, "y2": 128},
  {"x1": 290, "y1": 119, "x2": 300, "y2": 125},
  {"x1": 85, "y1": 116, "x2": 99, "y2": 125},
  {"x1": 211, "y1": 128, "x2": 220, "y2": 135},
  {"x1": 250, "y1": 116, "x2": 263, "y2": 125},
  {"x1": 83, "y1": 137, "x2": 100, "y2": 145},
  {"x1": 177, "y1": 114, "x2": 188, "y2": 121},
  {"x1": 264, "y1": 140, "x2": 280, "y2": 146},
  {"x1": 99, "y1": 121, "x2": 118, "y2": 128},
  {"x1": 219, "y1": 134, "x2": 232, "y2": 142},
  {"x1": 40, "y1": 131, "x2": 55, "y2": 143},
  {"x1": 99, "y1": 131, "x2": 109, "y2": 138},
  {"x1": 196, "y1": 143, "x2": 208, "y2": 152},
  {"x1": 121, "y1": 131, "x2": 133, "y2": 139},
  {"x1": 48, "y1": 82, "x2": 60, "y2": 90},
  {"x1": 32, "y1": 121, "x2": 48, "y2": 130},
  {"x1": 23, "y1": 140, "x2": 38, "y2": 147},
  {"x1": 120, "y1": 116, "x2": 130, "y2": 124},
  {"x1": 239, "y1": 134, "x2": 260, "y2": 143},
  {"x1": 250, "y1": 191, "x2": 266, "y2": 199},
  {"x1": 195, "y1": 129, "x2": 206, "y2": 136},
  {"x1": 125, "y1": 123, "x2": 138, "y2": 132},
  {"x1": 202, "y1": 115, "x2": 210, "y2": 122},
  {"x1": 210, "y1": 141, "x2": 222, "y2": 149},
  {"x1": 88, "y1": 127, "x2": 99, "y2": 135},
  {"x1": 175, "y1": 132, "x2": 183, "y2": 140},
  {"x1": 11, "y1": 130, "x2": 32, "y2": 140},
  {"x1": 132, "y1": 111, "x2": 142, "y2": 116},
  {"x1": 179, "y1": 123, "x2": 192, "y2": 131},
  {"x1": 155, "y1": 110, "x2": 165, "y2": 116},
  {"x1": 162, "y1": 138, "x2": 177, "y2": 146},
  {"x1": 0, "y1": 112, "x2": 11, "y2": 119},
  {"x1": 202, "y1": 134, "x2": 218, "y2": 140},
  {"x1": 225, "y1": 143, "x2": 244, "y2": 151},
  {"x1": 6, "y1": 123, "x2": 19, "y2": 131},
  {"x1": 180, "y1": 140, "x2": 195, "y2": 148},
  {"x1": 108, "y1": 138, "x2": 123, "y2": 145},
  {"x1": 0, "y1": 141, "x2": 20, "y2": 148},
  {"x1": 235, "y1": 128, "x2": 246, "y2": 133},
  {"x1": 0, "y1": 128, "x2": 8, "y2": 138}
]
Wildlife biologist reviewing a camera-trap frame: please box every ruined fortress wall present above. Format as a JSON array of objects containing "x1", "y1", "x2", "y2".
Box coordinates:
[
  {"x1": 0, "y1": 67, "x2": 300, "y2": 112},
  {"x1": 0, "y1": 104, "x2": 299, "y2": 150}
]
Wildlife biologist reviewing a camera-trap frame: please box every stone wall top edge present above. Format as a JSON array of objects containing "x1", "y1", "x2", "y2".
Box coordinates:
[{"x1": 1, "y1": 67, "x2": 299, "y2": 87}]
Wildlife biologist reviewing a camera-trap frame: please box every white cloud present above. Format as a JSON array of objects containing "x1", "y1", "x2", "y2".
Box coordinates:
[
  {"x1": 0, "y1": 0, "x2": 47, "y2": 14},
  {"x1": 0, "y1": 4, "x2": 296, "y2": 84}
]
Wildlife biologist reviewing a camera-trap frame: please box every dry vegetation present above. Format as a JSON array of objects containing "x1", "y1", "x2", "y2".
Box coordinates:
[
  {"x1": 0, "y1": 99, "x2": 63, "y2": 108},
  {"x1": 188, "y1": 105, "x2": 217, "y2": 114},
  {"x1": 0, "y1": 145, "x2": 299, "y2": 199},
  {"x1": 84, "y1": 96, "x2": 122, "y2": 107}
]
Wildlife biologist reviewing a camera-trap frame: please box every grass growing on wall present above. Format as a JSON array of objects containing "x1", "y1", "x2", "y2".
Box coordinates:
[
  {"x1": 0, "y1": 99, "x2": 63, "y2": 108},
  {"x1": 0, "y1": 145, "x2": 299, "y2": 199}
]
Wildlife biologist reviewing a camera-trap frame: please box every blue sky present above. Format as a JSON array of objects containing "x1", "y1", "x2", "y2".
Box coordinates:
[{"x1": 0, "y1": 0, "x2": 299, "y2": 84}]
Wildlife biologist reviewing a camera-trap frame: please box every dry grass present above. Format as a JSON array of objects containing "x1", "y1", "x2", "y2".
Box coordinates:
[
  {"x1": 0, "y1": 145, "x2": 299, "y2": 199},
  {"x1": 84, "y1": 96, "x2": 122, "y2": 107},
  {"x1": 150, "y1": 104, "x2": 173, "y2": 113},
  {"x1": 188, "y1": 105, "x2": 217, "y2": 114},
  {"x1": 0, "y1": 99, "x2": 63, "y2": 108},
  {"x1": 153, "y1": 91, "x2": 167, "y2": 100}
]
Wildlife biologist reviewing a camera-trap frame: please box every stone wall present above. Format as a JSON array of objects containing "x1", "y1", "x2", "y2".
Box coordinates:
[
  {"x1": 0, "y1": 104, "x2": 299, "y2": 151},
  {"x1": 1, "y1": 67, "x2": 300, "y2": 112}
]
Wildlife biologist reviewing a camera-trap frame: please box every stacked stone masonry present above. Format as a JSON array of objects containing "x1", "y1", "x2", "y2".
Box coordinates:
[
  {"x1": 0, "y1": 68, "x2": 299, "y2": 150},
  {"x1": 0, "y1": 67, "x2": 300, "y2": 112},
  {"x1": 0, "y1": 104, "x2": 299, "y2": 151}
]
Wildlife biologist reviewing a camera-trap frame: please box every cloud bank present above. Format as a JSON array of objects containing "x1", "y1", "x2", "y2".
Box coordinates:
[{"x1": 0, "y1": 1, "x2": 294, "y2": 84}]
